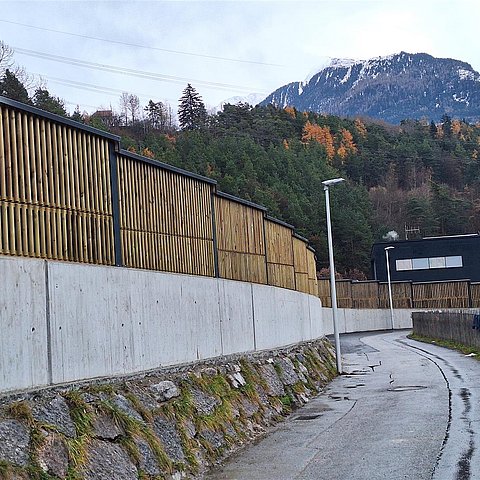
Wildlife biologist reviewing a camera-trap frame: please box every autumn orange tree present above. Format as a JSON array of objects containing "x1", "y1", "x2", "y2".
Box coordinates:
[{"x1": 301, "y1": 121, "x2": 335, "y2": 160}]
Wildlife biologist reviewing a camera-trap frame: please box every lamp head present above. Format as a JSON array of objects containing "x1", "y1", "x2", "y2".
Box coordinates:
[
  {"x1": 384, "y1": 246, "x2": 395, "y2": 251},
  {"x1": 322, "y1": 178, "x2": 345, "y2": 187}
]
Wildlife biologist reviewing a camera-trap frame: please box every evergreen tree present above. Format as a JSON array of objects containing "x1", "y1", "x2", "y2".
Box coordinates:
[
  {"x1": 0, "y1": 69, "x2": 31, "y2": 104},
  {"x1": 70, "y1": 105, "x2": 84, "y2": 123},
  {"x1": 178, "y1": 84, "x2": 207, "y2": 131},
  {"x1": 33, "y1": 88, "x2": 67, "y2": 116},
  {"x1": 145, "y1": 99, "x2": 174, "y2": 131}
]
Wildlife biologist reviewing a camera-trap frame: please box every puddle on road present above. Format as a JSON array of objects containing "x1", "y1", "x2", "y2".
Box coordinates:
[
  {"x1": 328, "y1": 395, "x2": 350, "y2": 401},
  {"x1": 294, "y1": 414, "x2": 322, "y2": 421},
  {"x1": 388, "y1": 385, "x2": 427, "y2": 392}
]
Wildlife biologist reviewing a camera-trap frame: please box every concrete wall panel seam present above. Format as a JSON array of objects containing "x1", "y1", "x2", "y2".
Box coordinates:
[{"x1": 44, "y1": 260, "x2": 53, "y2": 385}]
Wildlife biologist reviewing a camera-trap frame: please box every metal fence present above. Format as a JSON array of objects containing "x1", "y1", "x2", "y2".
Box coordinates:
[{"x1": 0, "y1": 96, "x2": 318, "y2": 296}]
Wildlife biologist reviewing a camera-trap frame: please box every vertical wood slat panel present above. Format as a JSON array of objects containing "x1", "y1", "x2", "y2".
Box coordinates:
[
  {"x1": 0, "y1": 108, "x2": 6, "y2": 200},
  {"x1": 16, "y1": 112, "x2": 26, "y2": 203},
  {"x1": 412, "y1": 281, "x2": 470, "y2": 309},
  {"x1": 265, "y1": 218, "x2": 295, "y2": 289},
  {"x1": 306, "y1": 249, "x2": 319, "y2": 297},
  {"x1": 214, "y1": 194, "x2": 267, "y2": 284},
  {"x1": 116, "y1": 153, "x2": 214, "y2": 276},
  {"x1": 470, "y1": 283, "x2": 480, "y2": 308},
  {"x1": 9, "y1": 110, "x2": 19, "y2": 202},
  {"x1": 0, "y1": 104, "x2": 114, "y2": 264},
  {"x1": 293, "y1": 237, "x2": 310, "y2": 294}
]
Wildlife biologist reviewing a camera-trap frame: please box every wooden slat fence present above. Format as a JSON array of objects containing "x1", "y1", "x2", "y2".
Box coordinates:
[
  {"x1": 336, "y1": 280, "x2": 353, "y2": 308},
  {"x1": 6, "y1": 96, "x2": 476, "y2": 309},
  {"x1": 378, "y1": 282, "x2": 412, "y2": 309},
  {"x1": 214, "y1": 193, "x2": 267, "y2": 284},
  {"x1": 318, "y1": 278, "x2": 332, "y2": 307},
  {"x1": 470, "y1": 283, "x2": 480, "y2": 308},
  {"x1": 0, "y1": 96, "x2": 320, "y2": 296},
  {"x1": 293, "y1": 235, "x2": 309, "y2": 294},
  {"x1": 306, "y1": 247, "x2": 319, "y2": 296},
  {"x1": 0, "y1": 102, "x2": 115, "y2": 264},
  {"x1": 352, "y1": 281, "x2": 379, "y2": 309},
  {"x1": 117, "y1": 152, "x2": 215, "y2": 276},
  {"x1": 265, "y1": 217, "x2": 296, "y2": 290},
  {"x1": 319, "y1": 278, "x2": 476, "y2": 309},
  {"x1": 412, "y1": 281, "x2": 470, "y2": 309}
]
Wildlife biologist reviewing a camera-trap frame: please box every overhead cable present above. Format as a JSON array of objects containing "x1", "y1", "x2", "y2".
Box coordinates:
[
  {"x1": 1, "y1": 18, "x2": 283, "y2": 67},
  {"x1": 14, "y1": 47, "x2": 267, "y2": 94}
]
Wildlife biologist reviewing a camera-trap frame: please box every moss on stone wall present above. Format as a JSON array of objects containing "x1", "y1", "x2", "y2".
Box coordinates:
[{"x1": 0, "y1": 338, "x2": 336, "y2": 480}]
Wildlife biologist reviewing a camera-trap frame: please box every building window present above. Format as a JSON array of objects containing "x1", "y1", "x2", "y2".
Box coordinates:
[
  {"x1": 396, "y1": 259, "x2": 413, "y2": 271},
  {"x1": 429, "y1": 257, "x2": 446, "y2": 269},
  {"x1": 396, "y1": 255, "x2": 463, "y2": 272},
  {"x1": 412, "y1": 258, "x2": 429, "y2": 270},
  {"x1": 446, "y1": 255, "x2": 463, "y2": 268}
]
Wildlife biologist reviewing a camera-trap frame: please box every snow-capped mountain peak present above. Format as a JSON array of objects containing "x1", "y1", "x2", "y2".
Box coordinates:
[{"x1": 260, "y1": 52, "x2": 480, "y2": 124}]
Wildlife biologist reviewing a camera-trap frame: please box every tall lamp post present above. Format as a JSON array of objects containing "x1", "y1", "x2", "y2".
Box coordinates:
[
  {"x1": 322, "y1": 177, "x2": 345, "y2": 374},
  {"x1": 384, "y1": 246, "x2": 395, "y2": 330}
]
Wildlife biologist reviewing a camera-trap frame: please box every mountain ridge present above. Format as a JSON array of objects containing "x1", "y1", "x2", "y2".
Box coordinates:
[{"x1": 260, "y1": 52, "x2": 480, "y2": 124}]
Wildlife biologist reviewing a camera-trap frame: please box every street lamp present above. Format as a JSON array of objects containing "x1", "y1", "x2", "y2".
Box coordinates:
[
  {"x1": 322, "y1": 177, "x2": 345, "y2": 374},
  {"x1": 384, "y1": 246, "x2": 395, "y2": 330}
]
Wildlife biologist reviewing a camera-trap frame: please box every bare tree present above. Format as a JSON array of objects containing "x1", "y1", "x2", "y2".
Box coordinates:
[
  {"x1": 119, "y1": 92, "x2": 130, "y2": 126},
  {"x1": 0, "y1": 41, "x2": 15, "y2": 74},
  {"x1": 127, "y1": 94, "x2": 140, "y2": 124},
  {"x1": 118, "y1": 92, "x2": 141, "y2": 125},
  {"x1": 0, "y1": 41, "x2": 41, "y2": 93}
]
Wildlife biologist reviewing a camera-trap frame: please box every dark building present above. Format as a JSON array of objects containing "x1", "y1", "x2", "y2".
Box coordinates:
[{"x1": 371, "y1": 234, "x2": 480, "y2": 282}]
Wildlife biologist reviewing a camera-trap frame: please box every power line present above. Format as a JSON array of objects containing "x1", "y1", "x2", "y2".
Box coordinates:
[
  {"x1": 0, "y1": 18, "x2": 284, "y2": 67},
  {"x1": 14, "y1": 47, "x2": 267, "y2": 94}
]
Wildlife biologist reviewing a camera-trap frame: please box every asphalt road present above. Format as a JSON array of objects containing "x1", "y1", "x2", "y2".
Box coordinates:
[{"x1": 206, "y1": 330, "x2": 480, "y2": 480}]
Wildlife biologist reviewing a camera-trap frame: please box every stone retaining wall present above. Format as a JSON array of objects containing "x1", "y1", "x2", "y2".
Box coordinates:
[{"x1": 0, "y1": 338, "x2": 336, "y2": 480}]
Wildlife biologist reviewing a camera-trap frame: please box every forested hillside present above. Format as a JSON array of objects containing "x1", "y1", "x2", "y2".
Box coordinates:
[
  {"x1": 2, "y1": 52, "x2": 480, "y2": 277},
  {"x1": 114, "y1": 103, "x2": 480, "y2": 277}
]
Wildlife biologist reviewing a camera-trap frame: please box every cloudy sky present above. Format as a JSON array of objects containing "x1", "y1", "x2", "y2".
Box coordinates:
[{"x1": 1, "y1": 0, "x2": 479, "y2": 115}]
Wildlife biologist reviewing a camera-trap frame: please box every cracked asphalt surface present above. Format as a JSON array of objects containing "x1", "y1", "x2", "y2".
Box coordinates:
[{"x1": 206, "y1": 330, "x2": 480, "y2": 480}]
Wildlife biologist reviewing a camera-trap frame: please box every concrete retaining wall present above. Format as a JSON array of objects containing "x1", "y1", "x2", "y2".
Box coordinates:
[
  {"x1": 0, "y1": 256, "x2": 325, "y2": 393},
  {"x1": 0, "y1": 254, "x2": 423, "y2": 395},
  {"x1": 0, "y1": 257, "x2": 49, "y2": 392},
  {"x1": 321, "y1": 307, "x2": 414, "y2": 334}
]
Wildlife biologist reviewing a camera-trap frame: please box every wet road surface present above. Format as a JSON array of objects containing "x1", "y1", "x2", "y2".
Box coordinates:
[{"x1": 206, "y1": 330, "x2": 480, "y2": 480}]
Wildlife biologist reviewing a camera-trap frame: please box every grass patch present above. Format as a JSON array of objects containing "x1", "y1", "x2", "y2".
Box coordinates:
[
  {"x1": 99, "y1": 397, "x2": 174, "y2": 475},
  {"x1": 25, "y1": 464, "x2": 57, "y2": 480},
  {"x1": 124, "y1": 392, "x2": 153, "y2": 423},
  {"x1": 236, "y1": 360, "x2": 267, "y2": 405},
  {"x1": 7, "y1": 401, "x2": 33, "y2": 424},
  {"x1": 408, "y1": 333, "x2": 480, "y2": 358},
  {"x1": 279, "y1": 394, "x2": 293, "y2": 410},
  {"x1": 142, "y1": 428, "x2": 173, "y2": 474},
  {"x1": 0, "y1": 461, "x2": 12, "y2": 479},
  {"x1": 291, "y1": 381, "x2": 307, "y2": 395},
  {"x1": 64, "y1": 392, "x2": 93, "y2": 437}
]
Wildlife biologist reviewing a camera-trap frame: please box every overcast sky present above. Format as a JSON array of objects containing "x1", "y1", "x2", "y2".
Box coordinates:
[{"x1": 1, "y1": 0, "x2": 479, "y2": 115}]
